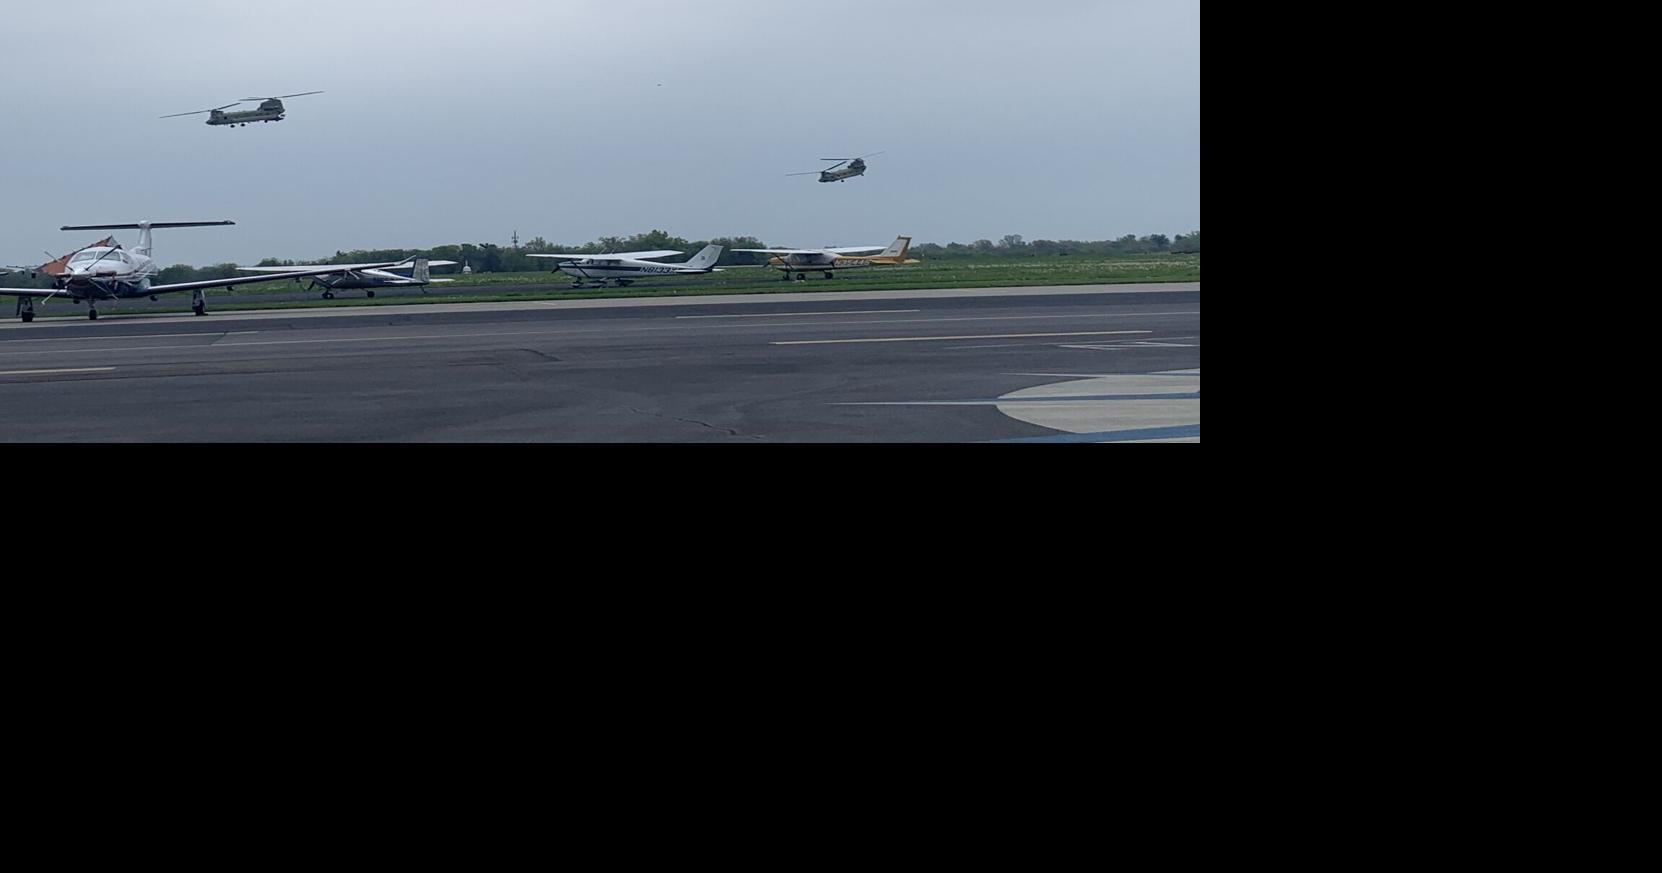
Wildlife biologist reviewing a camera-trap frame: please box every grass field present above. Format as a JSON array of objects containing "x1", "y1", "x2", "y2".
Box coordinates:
[{"x1": 19, "y1": 254, "x2": 1200, "y2": 315}]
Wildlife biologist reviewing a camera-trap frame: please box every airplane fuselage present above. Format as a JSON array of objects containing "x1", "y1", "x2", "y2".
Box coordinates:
[
  {"x1": 50, "y1": 247, "x2": 162, "y2": 300},
  {"x1": 556, "y1": 259, "x2": 711, "y2": 281},
  {"x1": 310, "y1": 271, "x2": 430, "y2": 290}
]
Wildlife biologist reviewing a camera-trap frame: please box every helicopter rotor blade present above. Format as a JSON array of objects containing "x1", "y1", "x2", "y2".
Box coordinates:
[
  {"x1": 161, "y1": 103, "x2": 238, "y2": 118},
  {"x1": 858, "y1": 151, "x2": 887, "y2": 160},
  {"x1": 241, "y1": 91, "x2": 324, "y2": 101}
]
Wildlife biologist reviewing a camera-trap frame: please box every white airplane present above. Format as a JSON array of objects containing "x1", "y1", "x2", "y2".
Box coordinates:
[
  {"x1": 1, "y1": 221, "x2": 418, "y2": 322},
  {"x1": 735, "y1": 236, "x2": 919, "y2": 281},
  {"x1": 236, "y1": 257, "x2": 459, "y2": 299},
  {"x1": 528, "y1": 245, "x2": 724, "y2": 288}
]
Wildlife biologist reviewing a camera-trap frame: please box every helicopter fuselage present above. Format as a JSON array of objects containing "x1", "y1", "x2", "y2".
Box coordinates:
[
  {"x1": 206, "y1": 100, "x2": 287, "y2": 126},
  {"x1": 819, "y1": 162, "x2": 868, "y2": 183}
]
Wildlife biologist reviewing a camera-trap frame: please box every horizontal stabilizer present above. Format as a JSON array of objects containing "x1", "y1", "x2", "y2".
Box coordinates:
[{"x1": 62, "y1": 221, "x2": 235, "y2": 231}]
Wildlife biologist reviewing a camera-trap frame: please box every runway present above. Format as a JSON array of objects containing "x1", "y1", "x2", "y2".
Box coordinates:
[{"x1": 0, "y1": 283, "x2": 1200, "y2": 442}]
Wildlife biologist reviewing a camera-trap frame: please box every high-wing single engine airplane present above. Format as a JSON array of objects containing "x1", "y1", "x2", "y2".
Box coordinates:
[
  {"x1": 1, "y1": 221, "x2": 414, "y2": 322},
  {"x1": 162, "y1": 92, "x2": 324, "y2": 127},
  {"x1": 734, "y1": 236, "x2": 918, "y2": 281},
  {"x1": 236, "y1": 258, "x2": 458, "y2": 299},
  {"x1": 528, "y1": 245, "x2": 724, "y2": 288}
]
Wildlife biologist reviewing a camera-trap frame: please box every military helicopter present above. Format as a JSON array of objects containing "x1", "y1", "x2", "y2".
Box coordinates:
[
  {"x1": 789, "y1": 151, "x2": 886, "y2": 183},
  {"x1": 162, "y1": 91, "x2": 324, "y2": 127}
]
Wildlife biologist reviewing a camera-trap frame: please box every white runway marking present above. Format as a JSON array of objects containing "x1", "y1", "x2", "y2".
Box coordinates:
[
  {"x1": 773, "y1": 331, "x2": 1152, "y2": 346},
  {"x1": 676, "y1": 310, "x2": 920, "y2": 319},
  {"x1": 0, "y1": 367, "x2": 116, "y2": 376},
  {"x1": 0, "y1": 331, "x2": 259, "y2": 345}
]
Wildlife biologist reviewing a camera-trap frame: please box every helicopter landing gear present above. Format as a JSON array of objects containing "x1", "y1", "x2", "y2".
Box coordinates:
[{"x1": 192, "y1": 289, "x2": 207, "y2": 317}]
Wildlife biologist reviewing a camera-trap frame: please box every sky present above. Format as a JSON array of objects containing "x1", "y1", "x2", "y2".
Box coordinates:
[{"x1": 0, "y1": 0, "x2": 1199, "y2": 268}]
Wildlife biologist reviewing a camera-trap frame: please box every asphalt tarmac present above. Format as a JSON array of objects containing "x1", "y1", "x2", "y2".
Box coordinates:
[{"x1": 0, "y1": 283, "x2": 1201, "y2": 442}]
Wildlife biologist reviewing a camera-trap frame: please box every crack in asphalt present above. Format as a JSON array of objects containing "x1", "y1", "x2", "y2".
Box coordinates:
[{"x1": 627, "y1": 406, "x2": 750, "y2": 438}]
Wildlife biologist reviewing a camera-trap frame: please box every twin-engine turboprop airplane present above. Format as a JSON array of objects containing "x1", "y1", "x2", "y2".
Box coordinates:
[
  {"x1": 236, "y1": 258, "x2": 458, "y2": 299},
  {"x1": 735, "y1": 236, "x2": 919, "y2": 281},
  {"x1": 528, "y1": 245, "x2": 724, "y2": 288},
  {"x1": 0, "y1": 221, "x2": 415, "y2": 322}
]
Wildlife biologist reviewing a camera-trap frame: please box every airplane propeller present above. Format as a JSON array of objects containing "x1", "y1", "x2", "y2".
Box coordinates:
[{"x1": 161, "y1": 103, "x2": 239, "y2": 119}]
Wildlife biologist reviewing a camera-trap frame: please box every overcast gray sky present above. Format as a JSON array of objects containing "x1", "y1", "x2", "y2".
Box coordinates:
[{"x1": 1, "y1": 0, "x2": 1199, "y2": 268}]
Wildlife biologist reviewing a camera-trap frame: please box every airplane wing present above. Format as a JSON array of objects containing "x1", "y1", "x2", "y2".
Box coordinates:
[
  {"x1": 236, "y1": 259, "x2": 460, "y2": 273},
  {"x1": 528, "y1": 250, "x2": 683, "y2": 262},
  {"x1": 6, "y1": 260, "x2": 433, "y2": 299},
  {"x1": 147, "y1": 262, "x2": 414, "y2": 295},
  {"x1": 826, "y1": 246, "x2": 886, "y2": 254},
  {"x1": 732, "y1": 248, "x2": 834, "y2": 256}
]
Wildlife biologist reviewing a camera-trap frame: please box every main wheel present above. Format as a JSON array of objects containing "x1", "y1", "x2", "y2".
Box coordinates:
[
  {"x1": 88, "y1": 308, "x2": 98, "y2": 320},
  {"x1": 21, "y1": 312, "x2": 33, "y2": 323},
  {"x1": 796, "y1": 273, "x2": 807, "y2": 281},
  {"x1": 824, "y1": 272, "x2": 835, "y2": 280},
  {"x1": 366, "y1": 290, "x2": 376, "y2": 298},
  {"x1": 322, "y1": 291, "x2": 334, "y2": 300}
]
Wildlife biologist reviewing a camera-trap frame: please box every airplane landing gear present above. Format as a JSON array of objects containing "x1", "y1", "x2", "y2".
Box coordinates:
[
  {"x1": 192, "y1": 289, "x2": 207, "y2": 317},
  {"x1": 824, "y1": 272, "x2": 835, "y2": 280},
  {"x1": 615, "y1": 280, "x2": 634, "y2": 288},
  {"x1": 366, "y1": 290, "x2": 375, "y2": 298},
  {"x1": 18, "y1": 297, "x2": 34, "y2": 323},
  {"x1": 322, "y1": 291, "x2": 335, "y2": 299},
  {"x1": 796, "y1": 273, "x2": 807, "y2": 281},
  {"x1": 88, "y1": 307, "x2": 98, "y2": 321}
]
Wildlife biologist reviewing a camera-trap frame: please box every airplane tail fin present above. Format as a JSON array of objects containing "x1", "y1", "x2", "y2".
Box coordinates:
[
  {"x1": 412, "y1": 258, "x2": 430, "y2": 284},
  {"x1": 685, "y1": 245, "x2": 724, "y2": 271},
  {"x1": 880, "y1": 236, "x2": 912, "y2": 259}
]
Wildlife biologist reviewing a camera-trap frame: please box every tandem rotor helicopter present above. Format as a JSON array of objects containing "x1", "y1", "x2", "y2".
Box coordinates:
[
  {"x1": 789, "y1": 151, "x2": 886, "y2": 183},
  {"x1": 162, "y1": 91, "x2": 324, "y2": 127}
]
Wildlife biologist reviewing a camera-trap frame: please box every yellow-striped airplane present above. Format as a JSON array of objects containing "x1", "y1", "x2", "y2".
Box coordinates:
[{"x1": 736, "y1": 236, "x2": 920, "y2": 281}]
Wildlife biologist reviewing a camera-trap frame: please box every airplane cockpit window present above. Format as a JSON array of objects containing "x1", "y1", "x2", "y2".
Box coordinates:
[{"x1": 72, "y1": 250, "x2": 125, "y2": 265}]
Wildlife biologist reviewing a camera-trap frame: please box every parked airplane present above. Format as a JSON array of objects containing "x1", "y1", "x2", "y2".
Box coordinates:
[
  {"x1": 528, "y1": 245, "x2": 725, "y2": 288},
  {"x1": 1, "y1": 221, "x2": 415, "y2": 322},
  {"x1": 162, "y1": 92, "x2": 324, "y2": 127},
  {"x1": 735, "y1": 236, "x2": 919, "y2": 281},
  {"x1": 236, "y1": 258, "x2": 458, "y2": 299}
]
